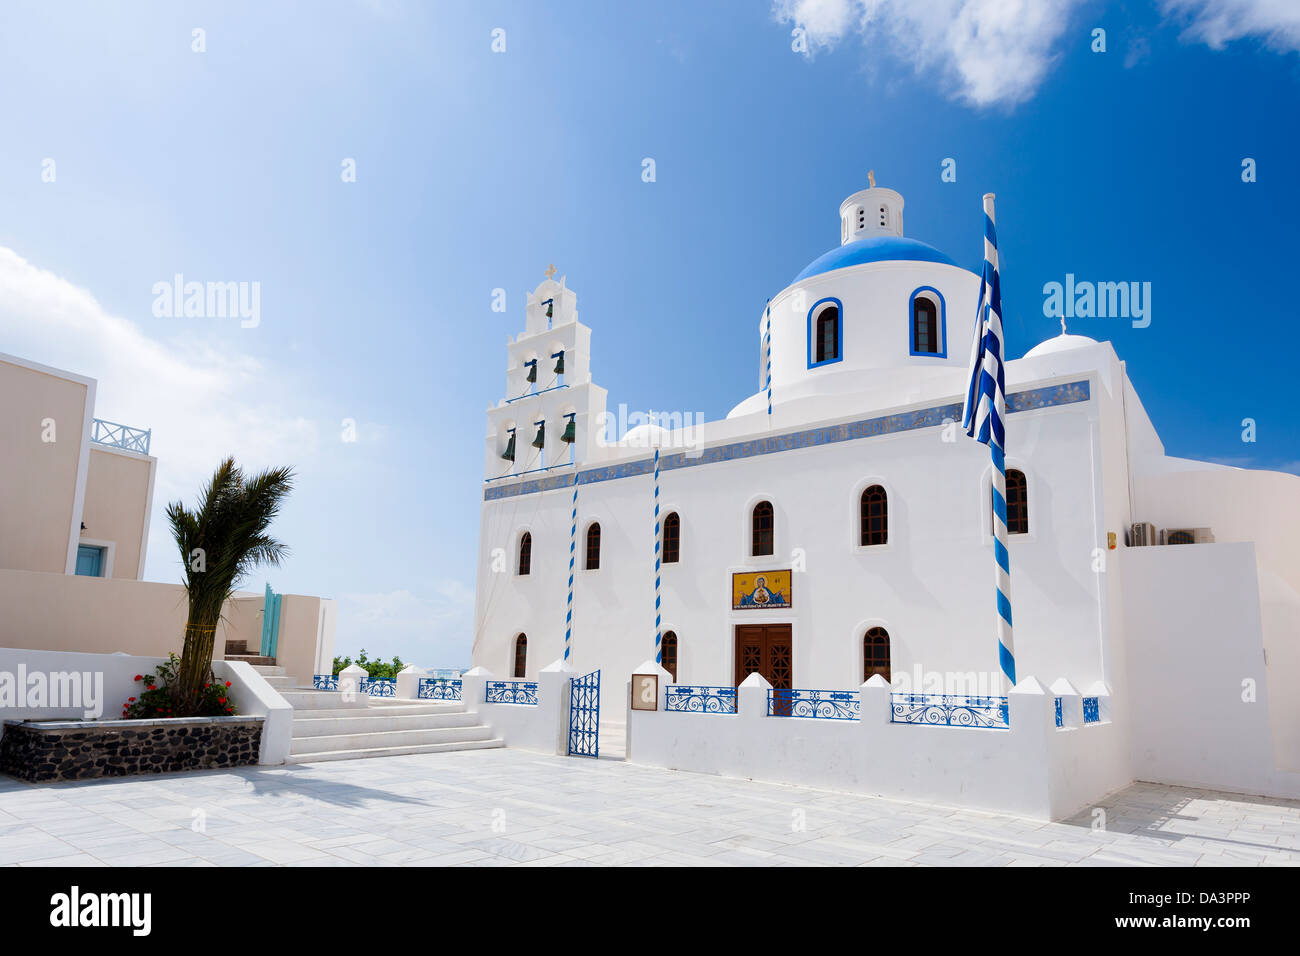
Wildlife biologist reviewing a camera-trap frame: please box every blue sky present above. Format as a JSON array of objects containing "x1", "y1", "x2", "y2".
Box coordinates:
[{"x1": 1, "y1": 0, "x2": 1297, "y2": 664}]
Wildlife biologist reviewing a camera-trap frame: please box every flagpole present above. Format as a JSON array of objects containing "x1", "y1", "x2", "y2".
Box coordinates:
[
  {"x1": 652, "y1": 445, "x2": 662, "y2": 666},
  {"x1": 764, "y1": 300, "x2": 773, "y2": 425},
  {"x1": 565, "y1": 471, "x2": 577, "y2": 665},
  {"x1": 963, "y1": 192, "x2": 1016, "y2": 701}
]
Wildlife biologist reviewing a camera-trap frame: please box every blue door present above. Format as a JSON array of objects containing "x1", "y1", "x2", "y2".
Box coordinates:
[{"x1": 75, "y1": 545, "x2": 105, "y2": 577}]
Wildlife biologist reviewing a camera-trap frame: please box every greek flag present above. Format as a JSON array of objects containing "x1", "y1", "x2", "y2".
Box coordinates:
[{"x1": 961, "y1": 193, "x2": 1016, "y2": 692}]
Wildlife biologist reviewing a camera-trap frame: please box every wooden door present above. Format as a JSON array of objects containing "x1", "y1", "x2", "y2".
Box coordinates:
[{"x1": 734, "y1": 624, "x2": 793, "y2": 690}]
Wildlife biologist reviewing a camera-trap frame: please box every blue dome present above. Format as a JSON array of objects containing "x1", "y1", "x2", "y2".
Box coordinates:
[{"x1": 793, "y1": 236, "x2": 958, "y2": 283}]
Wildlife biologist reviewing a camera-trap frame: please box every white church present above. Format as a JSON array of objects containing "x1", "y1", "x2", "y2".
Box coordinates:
[{"x1": 471, "y1": 177, "x2": 1300, "y2": 816}]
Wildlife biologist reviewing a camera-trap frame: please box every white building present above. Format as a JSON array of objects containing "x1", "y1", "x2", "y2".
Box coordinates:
[{"x1": 472, "y1": 180, "x2": 1300, "y2": 812}]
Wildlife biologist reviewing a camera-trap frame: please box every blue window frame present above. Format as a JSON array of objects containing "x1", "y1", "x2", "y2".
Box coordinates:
[
  {"x1": 806, "y1": 297, "x2": 843, "y2": 369},
  {"x1": 909, "y1": 286, "x2": 947, "y2": 358},
  {"x1": 75, "y1": 545, "x2": 105, "y2": 577}
]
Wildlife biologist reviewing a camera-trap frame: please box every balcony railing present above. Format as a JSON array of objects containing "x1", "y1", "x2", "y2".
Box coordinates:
[
  {"x1": 665, "y1": 685, "x2": 737, "y2": 714},
  {"x1": 768, "y1": 688, "x2": 861, "y2": 720},
  {"x1": 484, "y1": 680, "x2": 539, "y2": 705},
  {"x1": 91, "y1": 418, "x2": 151, "y2": 455},
  {"x1": 360, "y1": 678, "x2": 397, "y2": 697},
  {"x1": 891, "y1": 693, "x2": 1008, "y2": 729},
  {"x1": 313, "y1": 674, "x2": 339, "y2": 690},
  {"x1": 1083, "y1": 696, "x2": 1101, "y2": 724},
  {"x1": 418, "y1": 678, "x2": 462, "y2": 701}
]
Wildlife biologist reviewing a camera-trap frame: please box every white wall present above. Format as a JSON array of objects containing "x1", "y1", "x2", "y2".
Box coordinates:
[
  {"x1": 0, "y1": 647, "x2": 291, "y2": 766},
  {"x1": 1121, "y1": 543, "x2": 1300, "y2": 798}
]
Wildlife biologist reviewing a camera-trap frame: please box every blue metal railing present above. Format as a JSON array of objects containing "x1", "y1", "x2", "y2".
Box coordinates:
[
  {"x1": 313, "y1": 675, "x2": 339, "y2": 690},
  {"x1": 768, "y1": 688, "x2": 860, "y2": 720},
  {"x1": 665, "y1": 685, "x2": 737, "y2": 714},
  {"x1": 360, "y1": 678, "x2": 396, "y2": 697},
  {"x1": 891, "y1": 693, "x2": 1009, "y2": 729},
  {"x1": 1054, "y1": 696, "x2": 1063, "y2": 728},
  {"x1": 1083, "y1": 696, "x2": 1100, "y2": 724},
  {"x1": 418, "y1": 677, "x2": 462, "y2": 701},
  {"x1": 91, "y1": 418, "x2": 151, "y2": 455},
  {"x1": 485, "y1": 680, "x2": 539, "y2": 705}
]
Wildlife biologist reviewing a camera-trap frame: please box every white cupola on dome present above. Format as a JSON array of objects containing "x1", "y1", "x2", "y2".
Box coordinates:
[{"x1": 839, "y1": 171, "x2": 904, "y2": 244}]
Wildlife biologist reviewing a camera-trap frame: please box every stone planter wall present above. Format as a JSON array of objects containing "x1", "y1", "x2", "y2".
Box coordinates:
[{"x1": 0, "y1": 716, "x2": 264, "y2": 782}]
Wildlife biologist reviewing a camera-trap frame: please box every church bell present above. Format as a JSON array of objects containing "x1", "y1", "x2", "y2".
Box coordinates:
[
  {"x1": 525, "y1": 361, "x2": 537, "y2": 384},
  {"x1": 542, "y1": 298, "x2": 554, "y2": 319},
  {"x1": 532, "y1": 422, "x2": 545, "y2": 448},
  {"x1": 561, "y1": 418, "x2": 576, "y2": 443},
  {"x1": 501, "y1": 431, "x2": 516, "y2": 462},
  {"x1": 553, "y1": 351, "x2": 565, "y2": 375}
]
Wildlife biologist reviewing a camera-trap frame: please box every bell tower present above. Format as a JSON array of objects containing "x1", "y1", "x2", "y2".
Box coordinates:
[
  {"x1": 839, "y1": 171, "x2": 905, "y2": 244},
  {"x1": 484, "y1": 267, "x2": 608, "y2": 481}
]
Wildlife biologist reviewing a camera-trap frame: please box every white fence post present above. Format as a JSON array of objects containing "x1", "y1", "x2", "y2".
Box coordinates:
[
  {"x1": 460, "y1": 666, "x2": 491, "y2": 716},
  {"x1": 338, "y1": 663, "x2": 367, "y2": 703},
  {"x1": 396, "y1": 664, "x2": 426, "y2": 700},
  {"x1": 538, "y1": 658, "x2": 575, "y2": 755},
  {"x1": 737, "y1": 671, "x2": 771, "y2": 722},
  {"x1": 860, "y1": 674, "x2": 892, "y2": 727}
]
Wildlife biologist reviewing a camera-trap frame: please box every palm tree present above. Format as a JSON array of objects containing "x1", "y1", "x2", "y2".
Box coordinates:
[{"x1": 167, "y1": 458, "x2": 294, "y2": 713}]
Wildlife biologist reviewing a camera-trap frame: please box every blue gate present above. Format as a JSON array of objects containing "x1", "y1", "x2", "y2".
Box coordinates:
[{"x1": 568, "y1": 669, "x2": 600, "y2": 758}]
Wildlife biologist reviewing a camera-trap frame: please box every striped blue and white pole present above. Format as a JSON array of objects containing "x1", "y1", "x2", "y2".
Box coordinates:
[
  {"x1": 653, "y1": 446, "x2": 662, "y2": 665},
  {"x1": 565, "y1": 473, "x2": 578, "y2": 664},
  {"x1": 764, "y1": 300, "x2": 773, "y2": 422},
  {"x1": 961, "y1": 193, "x2": 1016, "y2": 695}
]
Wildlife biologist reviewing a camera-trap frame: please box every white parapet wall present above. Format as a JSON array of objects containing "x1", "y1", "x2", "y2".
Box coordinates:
[
  {"x1": 459, "y1": 659, "x2": 572, "y2": 755},
  {"x1": 626, "y1": 671, "x2": 1131, "y2": 821},
  {"x1": 0, "y1": 647, "x2": 292, "y2": 767}
]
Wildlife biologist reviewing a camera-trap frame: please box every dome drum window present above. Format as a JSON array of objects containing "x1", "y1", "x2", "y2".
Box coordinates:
[
  {"x1": 909, "y1": 287, "x2": 947, "y2": 358},
  {"x1": 807, "y1": 297, "x2": 843, "y2": 368}
]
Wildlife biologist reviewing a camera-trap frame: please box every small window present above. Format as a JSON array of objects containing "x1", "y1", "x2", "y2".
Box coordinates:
[
  {"x1": 662, "y1": 512, "x2": 680, "y2": 564},
  {"x1": 860, "y1": 485, "x2": 888, "y2": 546},
  {"x1": 513, "y1": 634, "x2": 527, "y2": 678},
  {"x1": 517, "y1": 532, "x2": 532, "y2": 575},
  {"x1": 751, "y1": 501, "x2": 774, "y2": 557},
  {"x1": 661, "y1": 631, "x2": 678, "y2": 682},
  {"x1": 856, "y1": 207, "x2": 865, "y2": 230},
  {"x1": 816, "y1": 308, "x2": 839, "y2": 363},
  {"x1": 808, "y1": 298, "x2": 843, "y2": 368},
  {"x1": 585, "y1": 522, "x2": 601, "y2": 570},
  {"x1": 863, "y1": 627, "x2": 891, "y2": 683},
  {"x1": 879, "y1": 205, "x2": 888, "y2": 227},
  {"x1": 912, "y1": 296, "x2": 939, "y2": 354},
  {"x1": 993, "y1": 470, "x2": 1029, "y2": 535}
]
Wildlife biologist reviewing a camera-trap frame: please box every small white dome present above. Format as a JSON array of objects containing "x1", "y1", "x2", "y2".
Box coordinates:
[
  {"x1": 620, "y1": 423, "x2": 672, "y2": 447},
  {"x1": 1023, "y1": 332, "x2": 1098, "y2": 358}
]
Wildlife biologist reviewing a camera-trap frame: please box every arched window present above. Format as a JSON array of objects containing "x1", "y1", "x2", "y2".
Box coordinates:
[
  {"x1": 863, "y1": 627, "x2": 891, "y2": 682},
  {"x1": 517, "y1": 532, "x2": 532, "y2": 575},
  {"x1": 808, "y1": 298, "x2": 842, "y2": 367},
  {"x1": 585, "y1": 522, "x2": 601, "y2": 570},
  {"x1": 751, "y1": 501, "x2": 774, "y2": 556},
  {"x1": 993, "y1": 470, "x2": 1029, "y2": 535},
  {"x1": 912, "y1": 296, "x2": 939, "y2": 354},
  {"x1": 860, "y1": 486, "x2": 888, "y2": 546},
  {"x1": 816, "y1": 308, "x2": 839, "y2": 363},
  {"x1": 513, "y1": 634, "x2": 527, "y2": 678},
  {"x1": 661, "y1": 631, "x2": 678, "y2": 682},
  {"x1": 662, "y1": 512, "x2": 680, "y2": 564}
]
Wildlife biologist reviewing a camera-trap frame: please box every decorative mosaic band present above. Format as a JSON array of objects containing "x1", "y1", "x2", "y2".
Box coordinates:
[{"x1": 484, "y1": 379, "x2": 1090, "y2": 502}]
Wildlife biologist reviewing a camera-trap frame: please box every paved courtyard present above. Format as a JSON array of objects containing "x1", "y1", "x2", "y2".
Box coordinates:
[{"x1": 1, "y1": 748, "x2": 1297, "y2": 866}]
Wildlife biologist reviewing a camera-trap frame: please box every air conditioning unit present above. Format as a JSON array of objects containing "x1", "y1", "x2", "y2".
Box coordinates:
[
  {"x1": 1129, "y1": 522, "x2": 1157, "y2": 547},
  {"x1": 1160, "y1": 527, "x2": 1215, "y2": 545}
]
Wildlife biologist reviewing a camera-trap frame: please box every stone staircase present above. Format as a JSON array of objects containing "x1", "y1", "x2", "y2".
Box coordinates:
[
  {"x1": 223, "y1": 639, "x2": 276, "y2": 668},
  {"x1": 250, "y1": 665, "x2": 504, "y2": 764}
]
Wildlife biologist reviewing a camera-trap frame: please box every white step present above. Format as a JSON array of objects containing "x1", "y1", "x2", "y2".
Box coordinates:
[
  {"x1": 284, "y1": 738, "x2": 504, "y2": 764},
  {"x1": 291, "y1": 711, "x2": 481, "y2": 736},
  {"x1": 290, "y1": 725, "x2": 497, "y2": 755},
  {"x1": 261, "y1": 675, "x2": 296, "y2": 688},
  {"x1": 279, "y1": 690, "x2": 369, "y2": 710},
  {"x1": 251, "y1": 664, "x2": 285, "y2": 676}
]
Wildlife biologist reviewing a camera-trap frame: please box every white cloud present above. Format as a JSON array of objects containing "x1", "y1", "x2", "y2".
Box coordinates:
[
  {"x1": 775, "y1": 0, "x2": 1086, "y2": 107},
  {"x1": 1161, "y1": 0, "x2": 1300, "y2": 52},
  {"x1": 0, "y1": 246, "x2": 321, "y2": 574}
]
